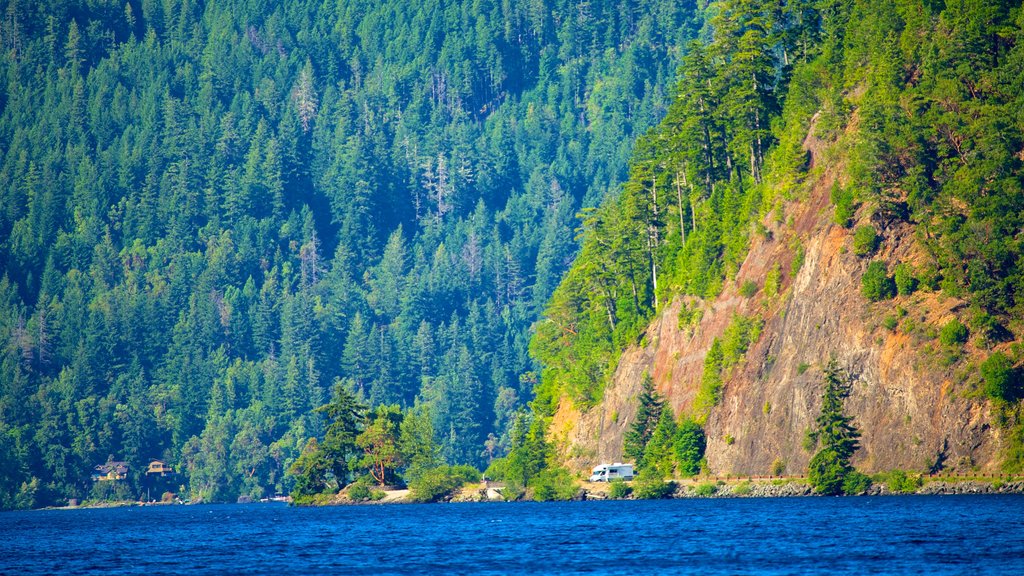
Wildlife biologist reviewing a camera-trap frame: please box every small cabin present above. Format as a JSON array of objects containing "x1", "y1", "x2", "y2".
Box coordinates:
[
  {"x1": 146, "y1": 460, "x2": 174, "y2": 476},
  {"x1": 92, "y1": 461, "x2": 129, "y2": 482}
]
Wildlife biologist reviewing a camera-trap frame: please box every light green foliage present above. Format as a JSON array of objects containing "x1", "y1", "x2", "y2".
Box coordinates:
[
  {"x1": 882, "y1": 315, "x2": 899, "y2": 331},
  {"x1": 894, "y1": 263, "x2": 917, "y2": 296},
  {"x1": 878, "y1": 470, "x2": 922, "y2": 494},
  {"x1": 770, "y1": 458, "x2": 786, "y2": 476},
  {"x1": 694, "y1": 339, "x2": 725, "y2": 423},
  {"x1": 802, "y1": 428, "x2": 818, "y2": 452},
  {"x1": 288, "y1": 439, "x2": 333, "y2": 503},
  {"x1": 529, "y1": 467, "x2": 578, "y2": 501},
  {"x1": 408, "y1": 465, "x2": 481, "y2": 503},
  {"x1": 862, "y1": 261, "x2": 896, "y2": 301},
  {"x1": 739, "y1": 280, "x2": 759, "y2": 298},
  {"x1": 347, "y1": 477, "x2": 385, "y2": 502},
  {"x1": 790, "y1": 242, "x2": 806, "y2": 276},
  {"x1": 674, "y1": 419, "x2": 706, "y2": 477},
  {"x1": 981, "y1": 352, "x2": 1021, "y2": 402},
  {"x1": 489, "y1": 412, "x2": 551, "y2": 493},
  {"x1": 693, "y1": 482, "x2": 718, "y2": 497},
  {"x1": 356, "y1": 405, "x2": 404, "y2": 486},
  {"x1": 632, "y1": 469, "x2": 675, "y2": 499},
  {"x1": 939, "y1": 319, "x2": 969, "y2": 347},
  {"x1": 732, "y1": 481, "x2": 752, "y2": 496},
  {"x1": 808, "y1": 360, "x2": 862, "y2": 495},
  {"x1": 842, "y1": 471, "x2": 872, "y2": 495},
  {"x1": 399, "y1": 405, "x2": 442, "y2": 485},
  {"x1": 722, "y1": 315, "x2": 764, "y2": 367},
  {"x1": 608, "y1": 479, "x2": 632, "y2": 499},
  {"x1": 764, "y1": 265, "x2": 782, "y2": 298},
  {"x1": 831, "y1": 184, "x2": 857, "y2": 227},
  {"x1": 852, "y1": 226, "x2": 880, "y2": 256}
]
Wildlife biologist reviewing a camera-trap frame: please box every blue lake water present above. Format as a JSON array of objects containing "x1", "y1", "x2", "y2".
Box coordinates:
[{"x1": 2, "y1": 495, "x2": 1023, "y2": 575}]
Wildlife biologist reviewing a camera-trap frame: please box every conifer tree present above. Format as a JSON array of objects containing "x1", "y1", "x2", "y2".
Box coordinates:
[{"x1": 808, "y1": 360, "x2": 861, "y2": 495}]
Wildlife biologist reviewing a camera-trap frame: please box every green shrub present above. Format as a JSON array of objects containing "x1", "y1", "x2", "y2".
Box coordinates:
[
  {"x1": 732, "y1": 481, "x2": 752, "y2": 496},
  {"x1": 409, "y1": 465, "x2": 481, "y2": 503},
  {"x1": 347, "y1": 480, "x2": 372, "y2": 502},
  {"x1": 797, "y1": 362, "x2": 811, "y2": 375},
  {"x1": 673, "y1": 419, "x2": 706, "y2": 477},
  {"x1": 893, "y1": 263, "x2": 916, "y2": 296},
  {"x1": 608, "y1": 479, "x2": 632, "y2": 499},
  {"x1": 881, "y1": 470, "x2": 922, "y2": 494},
  {"x1": 791, "y1": 242, "x2": 805, "y2": 275},
  {"x1": 632, "y1": 469, "x2": 675, "y2": 499},
  {"x1": 882, "y1": 315, "x2": 899, "y2": 331},
  {"x1": 484, "y1": 457, "x2": 507, "y2": 481},
  {"x1": 981, "y1": 352, "x2": 1021, "y2": 402},
  {"x1": 842, "y1": 471, "x2": 872, "y2": 495},
  {"x1": 802, "y1": 428, "x2": 818, "y2": 452},
  {"x1": 852, "y1": 225, "x2": 880, "y2": 256},
  {"x1": 529, "y1": 467, "x2": 578, "y2": 501},
  {"x1": 764, "y1": 265, "x2": 782, "y2": 298},
  {"x1": 770, "y1": 458, "x2": 786, "y2": 476},
  {"x1": 693, "y1": 482, "x2": 717, "y2": 497},
  {"x1": 939, "y1": 319, "x2": 968, "y2": 347},
  {"x1": 861, "y1": 261, "x2": 895, "y2": 301},
  {"x1": 739, "y1": 280, "x2": 758, "y2": 298},
  {"x1": 831, "y1": 184, "x2": 856, "y2": 227}
]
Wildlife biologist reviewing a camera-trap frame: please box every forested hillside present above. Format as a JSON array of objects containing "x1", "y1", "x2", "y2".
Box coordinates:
[
  {"x1": 526, "y1": 0, "x2": 1024, "y2": 489},
  {"x1": 0, "y1": 0, "x2": 703, "y2": 507}
]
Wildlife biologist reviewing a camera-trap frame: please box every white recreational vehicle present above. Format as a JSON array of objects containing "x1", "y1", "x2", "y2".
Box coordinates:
[{"x1": 589, "y1": 463, "x2": 635, "y2": 482}]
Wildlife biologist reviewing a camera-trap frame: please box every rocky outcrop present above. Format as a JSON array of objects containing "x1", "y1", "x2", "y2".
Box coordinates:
[{"x1": 552, "y1": 123, "x2": 1002, "y2": 477}]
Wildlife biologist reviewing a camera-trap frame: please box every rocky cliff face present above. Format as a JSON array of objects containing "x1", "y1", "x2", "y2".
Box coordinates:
[{"x1": 551, "y1": 124, "x2": 1001, "y2": 476}]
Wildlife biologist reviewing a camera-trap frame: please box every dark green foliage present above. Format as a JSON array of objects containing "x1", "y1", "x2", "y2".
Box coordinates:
[
  {"x1": 852, "y1": 226, "x2": 880, "y2": 256},
  {"x1": 623, "y1": 374, "x2": 664, "y2": 465},
  {"x1": 981, "y1": 352, "x2": 1021, "y2": 402},
  {"x1": 673, "y1": 419, "x2": 706, "y2": 477},
  {"x1": 861, "y1": 261, "x2": 896, "y2": 301},
  {"x1": 641, "y1": 408, "x2": 678, "y2": 477},
  {"x1": 894, "y1": 263, "x2": 917, "y2": 296},
  {"x1": 739, "y1": 280, "x2": 759, "y2": 298},
  {"x1": 939, "y1": 319, "x2": 969, "y2": 347},
  {"x1": 0, "y1": 0, "x2": 702, "y2": 507},
  {"x1": 808, "y1": 360, "x2": 862, "y2": 495}
]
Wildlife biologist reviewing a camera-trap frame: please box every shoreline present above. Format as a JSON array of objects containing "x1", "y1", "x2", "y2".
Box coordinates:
[{"x1": 33, "y1": 476, "x2": 1024, "y2": 510}]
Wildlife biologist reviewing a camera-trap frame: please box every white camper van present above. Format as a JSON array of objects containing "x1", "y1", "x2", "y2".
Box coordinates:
[{"x1": 589, "y1": 463, "x2": 634, "y2": 482}]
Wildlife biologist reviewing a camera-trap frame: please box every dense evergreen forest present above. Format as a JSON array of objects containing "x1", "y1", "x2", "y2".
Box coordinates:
[
  {"x1": 0, "y1": 0, "x2": 704, "y2": 507},
  {"x1": 520, "y1": 0, "x2": 1024, "y2": 492}
]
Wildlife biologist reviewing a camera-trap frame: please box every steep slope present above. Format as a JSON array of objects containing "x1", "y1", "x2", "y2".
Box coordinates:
[
  {"x1": 553, "y1": 117, "x2": 999, "y2": 475},
  {"x1": 537, "y1": 0, "x2": 1024, "y2": 480}
]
